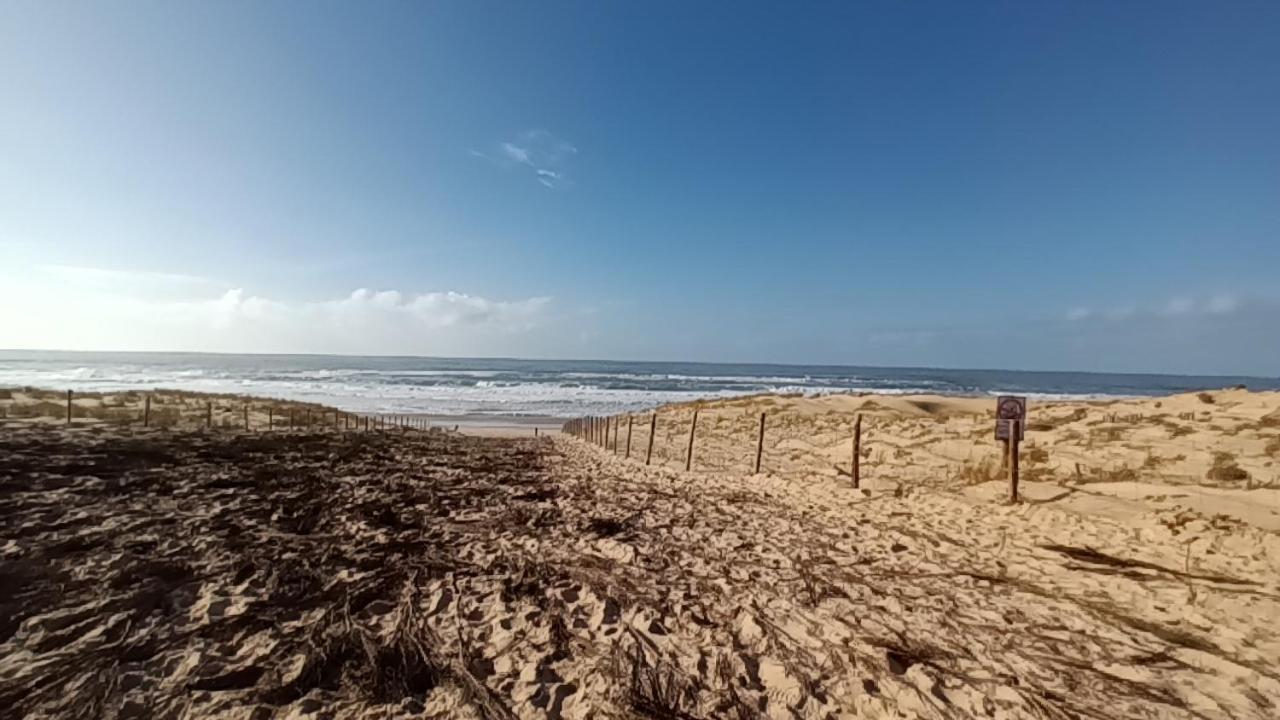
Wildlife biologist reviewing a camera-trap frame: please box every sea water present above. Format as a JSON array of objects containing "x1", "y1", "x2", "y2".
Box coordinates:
[{"x1": 0, "y1": 350, "x2": 1275, "y2": 418}]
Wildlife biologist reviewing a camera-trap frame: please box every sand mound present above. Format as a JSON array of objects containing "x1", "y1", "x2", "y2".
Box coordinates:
[{"x1": 3, "y1": 423, "x2": 1279, "y2": 718}]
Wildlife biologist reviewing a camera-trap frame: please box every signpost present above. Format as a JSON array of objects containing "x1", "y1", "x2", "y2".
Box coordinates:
[
  {"x1": 994, "y1": 395, "x2": 1026, "y2": 441},
  {"x1": 995, "y1": 396, "x2": 1027, "y2": 503}
]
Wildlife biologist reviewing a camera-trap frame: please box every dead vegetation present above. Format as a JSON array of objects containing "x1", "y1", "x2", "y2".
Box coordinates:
[
  {"x1": 954, "y1": 456, "x2": 1000, "y2": 485},
  {"x1": 0, "y1": 387, "x2": 337, "y2": 429},
  {"x1": 0, "y1": 428, "x2": 555, "y2": 718},
  {"x1": 1205, "y1": 452, "x2": 1250, "y2": 485}
]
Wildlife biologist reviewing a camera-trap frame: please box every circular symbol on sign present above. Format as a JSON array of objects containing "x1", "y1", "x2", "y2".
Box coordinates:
[{"x1": 998, "y1": 398, "x2": 1023, "y2": 419}]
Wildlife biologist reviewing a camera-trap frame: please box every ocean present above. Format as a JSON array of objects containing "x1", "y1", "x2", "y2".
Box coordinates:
[{"x1": 0, "y1": 350, "x2": 1276, "y2": 418}]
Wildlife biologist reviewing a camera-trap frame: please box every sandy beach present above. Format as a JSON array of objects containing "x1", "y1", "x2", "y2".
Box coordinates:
[{"x1": 2, "y1": 388, "x2": 1279, "y2": 718}]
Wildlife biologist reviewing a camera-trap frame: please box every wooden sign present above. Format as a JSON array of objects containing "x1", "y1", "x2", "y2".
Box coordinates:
[{"x1": 995, "y1": 395, "x2": 1026, "y2": 441}]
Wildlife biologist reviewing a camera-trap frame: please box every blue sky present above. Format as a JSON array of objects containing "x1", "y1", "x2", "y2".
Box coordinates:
[{"x1": 1, "y1": 2, "x2": 1277, "y2": 375}]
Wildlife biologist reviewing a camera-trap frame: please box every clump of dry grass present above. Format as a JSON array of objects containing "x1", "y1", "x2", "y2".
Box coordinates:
[
  {"x1": 1205, "y1": 452, "x2": 1249, "y2": 485},
  {"x1": 954, "y1": 457, "x2": 1000, "y2": 485},
  {"x1": 1265, "y1": 438, "x2": 1280, "y2": 459},
  {"x1": 1070, "y1": 465, "x2": 1138, "y2": 485},
  {"x1": 1197, "y1": 392, "x2": 1215, "y2": 404},
  {"x1": 1027, "y1": 408, "x2": 1087, "y2": 432}
]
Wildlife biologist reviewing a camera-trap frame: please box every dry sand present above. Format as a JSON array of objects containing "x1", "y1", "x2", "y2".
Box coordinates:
[
  {"x1": 618, "y1": 389, "x2": 1280, "y2": 531},
  {"x1": 2, "y1": 388, "x2": 1279, "y2": 719}
]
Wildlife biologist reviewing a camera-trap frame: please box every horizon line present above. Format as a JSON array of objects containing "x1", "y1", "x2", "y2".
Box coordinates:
[{"x1": 0, "y1": 347, "x2": 1275, "y2": 382}]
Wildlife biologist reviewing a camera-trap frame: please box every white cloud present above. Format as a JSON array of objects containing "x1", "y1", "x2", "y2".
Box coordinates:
[
  {"x1": 1207, "y1": 294, "x2": 1238, "y2": 315},
  {"x1": 474, "y1": 130, "x2": 577, "y2": 188},
  {"x1": 500, "y1": 142, "x2": 530, "y2": 164},
  {"x1": 0, "y1": 267, "x2": 553, "y2": 355},
  {"x1": 1065, "y1": 293, "x2": 1253, "y2": 327}
]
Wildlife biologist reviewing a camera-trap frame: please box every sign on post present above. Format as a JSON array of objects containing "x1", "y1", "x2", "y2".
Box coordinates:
[{"x1": 994, "y1": 395, "x2": 1026, "y2": 441}]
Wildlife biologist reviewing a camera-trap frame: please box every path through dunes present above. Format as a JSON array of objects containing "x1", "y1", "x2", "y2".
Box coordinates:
[{"x1": 1, "y1": 426, "x2": 1278, "y2": 718}]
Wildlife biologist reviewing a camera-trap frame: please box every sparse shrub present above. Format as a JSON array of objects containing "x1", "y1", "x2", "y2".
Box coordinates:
[
  {"x1": 0, "y1": 388, "x2": 12, "y2": 400},
  {"x1": 1265, "y1": 438, "x2": 1280, "y2": 459},
  {"x1": 1206, "y1": 452, "x2": 1249, "y2": 484},
  {"x1": 1197, "y1": 392, "x2": 1215, "y2": 404}
]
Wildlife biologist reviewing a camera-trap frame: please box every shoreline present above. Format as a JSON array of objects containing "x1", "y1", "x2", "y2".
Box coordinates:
[{"x1": 403, "y1": 413, "x2": 563, "y2": 437}]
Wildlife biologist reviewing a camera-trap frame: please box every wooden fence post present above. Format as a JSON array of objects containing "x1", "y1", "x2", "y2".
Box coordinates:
[
  {"x1": 1008, "y1": 419, "x2": 1021, "y2": 503},
  {"x1": 144, "y1": 395, "x2": 151, "y2": 428},
  {"x1": 207, "y1": 401, "x2": 212, "y2": 429},
  {"x1": 626, "y1": 416, "x2": 633, "y2": 458},
  {"x1": 244, "y1": 404, "x2": 249, "y2": 430},
  {"x1": 754, "y1": 412, "x2": 766, "y2": 474},
  {"x1": 852, "y1": 413, "x2": 862, "y2": 488},
  {"x1": 268, "y1": 407, "x2": 274, "y2": 430},
  {"x1": 66, "y1": 389, "x2": 72, "y2": 424},
  {"x1": 685, "y1": 409, "x2": 699, "y2": 471},
  {"x1": 646, "y1": 413, "x2": 656, "y2": 465}
]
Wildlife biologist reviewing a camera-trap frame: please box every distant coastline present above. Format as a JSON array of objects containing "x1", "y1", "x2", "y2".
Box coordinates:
[{"x1": 1, "y1": 349, "x2": 1277, "y2": 418}]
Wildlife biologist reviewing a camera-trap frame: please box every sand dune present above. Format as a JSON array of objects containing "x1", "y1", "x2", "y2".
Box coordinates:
[
  {"x1": 607, "y1": 389, "x2": 1280, "y2": 531},
  {"x1": 2, "y1": 388, "x2": 1279, "y2": 718}
]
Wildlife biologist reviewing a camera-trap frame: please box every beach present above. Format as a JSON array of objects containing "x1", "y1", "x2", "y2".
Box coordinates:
[{"x1": 2, "y1": 386, "x2": 1279, "y2": 718}]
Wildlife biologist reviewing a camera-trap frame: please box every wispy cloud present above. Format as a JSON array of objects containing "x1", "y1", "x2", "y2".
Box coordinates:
[
  {"x1": 1207, "y1": 294, "x2": 1238, "y2": 314},
  {"x1": 472, "y1": 130, "x2": 577, "y2": 188},
  {"x1": 1068, "y1": 294, "x2": 1245, "y2": 324}
]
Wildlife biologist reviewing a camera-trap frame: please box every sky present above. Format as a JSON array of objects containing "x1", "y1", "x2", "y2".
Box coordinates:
[{"x1": 1, "y1": 1, "x2": 1277, "y2": 376}]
